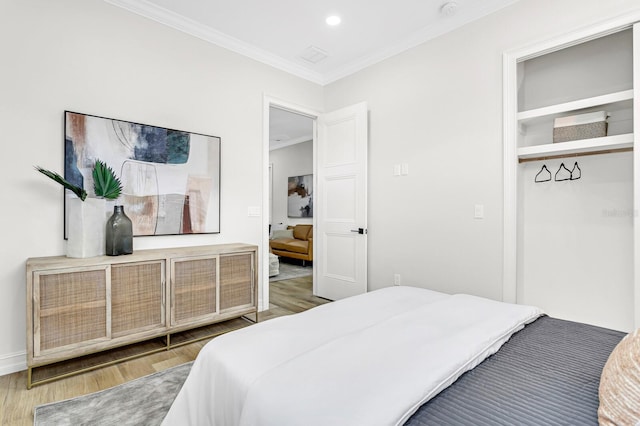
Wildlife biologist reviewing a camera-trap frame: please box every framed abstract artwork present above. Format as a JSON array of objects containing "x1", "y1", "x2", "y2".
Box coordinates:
[
  {"x1": 64, "y1": 111, "x2": 221, "y2": 237},
  {"x1": 287, "y1": 174, "x2": 313, "y2": 218}
]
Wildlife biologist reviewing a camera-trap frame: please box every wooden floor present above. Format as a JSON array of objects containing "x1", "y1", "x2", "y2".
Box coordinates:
[{"x1": 0, "y1": 275, "x2": 327, "y2": 426}]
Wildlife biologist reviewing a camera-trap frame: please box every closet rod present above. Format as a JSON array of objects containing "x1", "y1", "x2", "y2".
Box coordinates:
[{"x1": 518, "y1": 147, "x2": 633, "y2": 163}]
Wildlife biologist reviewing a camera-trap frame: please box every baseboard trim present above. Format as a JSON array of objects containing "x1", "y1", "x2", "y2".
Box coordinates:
[{"x1": 0, "y1": 351, "x2": 27, "y2": 377}]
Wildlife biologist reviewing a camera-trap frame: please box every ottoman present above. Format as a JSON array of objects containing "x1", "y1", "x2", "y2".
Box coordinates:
[{"x1": 269, "y1": 252, "x2": 279, "y2": 277}]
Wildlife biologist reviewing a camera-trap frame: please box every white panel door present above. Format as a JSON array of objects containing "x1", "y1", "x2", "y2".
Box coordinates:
[{"x1": 316, "y1": 102, "x2": 368, "y2": 300}]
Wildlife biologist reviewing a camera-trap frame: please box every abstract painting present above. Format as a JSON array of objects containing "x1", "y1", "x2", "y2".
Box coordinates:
[
  {"x1": 64, "y1": 111, "x2": 221, "y2": 237},
  {"x1": 287, "y1": 174, "x2": 313, "y2": 218}
]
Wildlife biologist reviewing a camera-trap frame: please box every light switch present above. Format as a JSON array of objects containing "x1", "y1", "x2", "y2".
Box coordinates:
[
  {"x1": 393, "y1": 164, "x2": 401, "y2": 176},
  {"x1": 248, "y1": 206, "x2": 261, "y2": 217},
  {"x1": 474, "y1": 204, "x2": 484, "y2": 219},
  {"x1": 401, "y1": 163, "x2": 409, "y2": 175}
]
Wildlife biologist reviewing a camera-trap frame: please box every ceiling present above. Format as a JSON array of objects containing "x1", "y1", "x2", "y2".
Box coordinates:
[
  {"x1": 105, "y1": 0, "x2": 521, "y2": 85},
  {"x1": 269, "y1": 107, "x2": 313, "y2": 151}
]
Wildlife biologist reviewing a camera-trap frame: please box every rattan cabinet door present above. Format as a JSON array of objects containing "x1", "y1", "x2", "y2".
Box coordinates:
[
  {"x1": 111, "y1": 260, "x2": 166, "y2": 338},
  {"x1": 33, "y1": 266, "x2": 109, "y2": 357},
  {"x1": 219, "y1": 253, "x2": 254, "y2": 312},
  {"x1": 171, "y1": 255, "x2": 218, "y2": 326}
]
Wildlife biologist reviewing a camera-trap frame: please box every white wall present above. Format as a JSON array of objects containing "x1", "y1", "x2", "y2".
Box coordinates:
[
  {"x1": 0, "y1": 0, "x2": 322, "y2": 375},
  {"x1": 270, "y1": 141, "x2": 313, "y2": 229},
  {"x1": 323, "y1": 0, "x2": 640, "y2": 304}
]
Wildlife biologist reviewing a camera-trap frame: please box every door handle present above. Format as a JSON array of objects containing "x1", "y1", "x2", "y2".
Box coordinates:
[{"x1": 350, "y1": 228, "x2": 367, "y2": 234}]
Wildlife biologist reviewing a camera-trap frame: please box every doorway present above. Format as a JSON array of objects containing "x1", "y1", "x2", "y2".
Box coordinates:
[{"x1": 262, "y1": 98, "x2": 318, "y2": 311}]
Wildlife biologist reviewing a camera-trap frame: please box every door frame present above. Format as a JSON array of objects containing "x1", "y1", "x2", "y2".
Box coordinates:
[{"x1": 262, "y1": 95, "x2": 320, "y2": 310}]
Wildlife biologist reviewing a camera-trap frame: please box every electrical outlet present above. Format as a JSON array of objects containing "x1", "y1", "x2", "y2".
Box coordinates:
[{"x1": 394, "y1": 274, "x2": 401, "y2": 286}]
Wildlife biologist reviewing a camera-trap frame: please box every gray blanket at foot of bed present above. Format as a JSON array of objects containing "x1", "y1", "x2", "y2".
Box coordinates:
[{"x1": 405, "y1": 315, "x2": 625, "y2": 426}]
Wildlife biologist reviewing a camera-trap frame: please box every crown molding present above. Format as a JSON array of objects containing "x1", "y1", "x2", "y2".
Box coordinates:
[
  {"x1": 104, "y1": 0, "x2": 325, "y2": 85},
  {"x1": 105, "y1": 0, "x2": 522, "y2": 86},
  {"x1": 322, "y1": 0, "x2": 522, "y2": 84}
]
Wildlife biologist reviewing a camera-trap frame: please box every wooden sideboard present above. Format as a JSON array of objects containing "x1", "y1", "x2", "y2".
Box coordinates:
[{"x1": 26, "y1": 243, "x2": 258, "y2": 388}]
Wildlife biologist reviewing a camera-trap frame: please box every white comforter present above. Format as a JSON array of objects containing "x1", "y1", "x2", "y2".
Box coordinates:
[{"x1": 162, "y1": 286, "x2": 542, "y2": 426}]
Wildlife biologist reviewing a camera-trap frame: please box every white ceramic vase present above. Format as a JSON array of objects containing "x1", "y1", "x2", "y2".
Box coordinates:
[{"x1": 66, "y1": 197, "x2": 107, "y2": 258}]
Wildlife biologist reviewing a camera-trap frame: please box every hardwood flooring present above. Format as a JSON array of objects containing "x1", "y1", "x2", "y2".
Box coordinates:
[{"x1": 0, "y1": 275, "x2": 328, "y2": 426}]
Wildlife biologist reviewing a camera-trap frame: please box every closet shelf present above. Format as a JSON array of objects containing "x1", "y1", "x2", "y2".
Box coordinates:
[
  {"x1": 517, "y1": 133, "x2": 634, "y2": 161},
  {"x1": 517, "y1": 90, "x2": 634, "y2": 122}
]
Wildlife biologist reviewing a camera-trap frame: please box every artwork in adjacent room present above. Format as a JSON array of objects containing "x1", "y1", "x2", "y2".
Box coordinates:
[
  {"x1": 64, "y1": 111, "x2": 221, "y2": 237},
  {"x1": 287, "y1": 174, "x2": 313, "y2": 218}
]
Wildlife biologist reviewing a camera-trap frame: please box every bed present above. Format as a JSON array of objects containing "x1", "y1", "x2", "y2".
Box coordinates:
[{"x1": 162, "y1": 286, "x2": 630, "y2": 426}]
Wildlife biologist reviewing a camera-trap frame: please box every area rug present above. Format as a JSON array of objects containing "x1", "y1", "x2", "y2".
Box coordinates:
[
  {"x1": 269, "y1": 261, "x2": 312, "y2": 282},
  {"x1": 34, "y1": 362, "x2": 193, "y2": 426}
]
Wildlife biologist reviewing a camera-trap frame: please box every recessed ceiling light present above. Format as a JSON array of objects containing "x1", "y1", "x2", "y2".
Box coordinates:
[{"x1": 326, "y1": 15, "x2": 341, "y2": 26}]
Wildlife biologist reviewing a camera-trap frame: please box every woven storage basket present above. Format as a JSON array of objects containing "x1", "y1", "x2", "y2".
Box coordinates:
[{"x1": 553, "y1": 111, "x2": 608, "y2": 143}]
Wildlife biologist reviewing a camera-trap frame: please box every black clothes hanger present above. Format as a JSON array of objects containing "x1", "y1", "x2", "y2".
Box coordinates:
[
  {"x1": 555, "y1": 163, "x2": 572, "y2": 181},
  {"x1": 535, "y1": 164, "x2": 551, "y2": 183},
  {"x1": 570, "y1": 161, "x2": 581, "y2": 180}
]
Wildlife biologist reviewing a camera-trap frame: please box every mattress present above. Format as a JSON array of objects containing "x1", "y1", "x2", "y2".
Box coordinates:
[
  {"x1": 405, "y1": 316, "x2": 625, "y2": 425},
  {"x1": 162, "y1": 287, "x2": 542, "y2": 426}
]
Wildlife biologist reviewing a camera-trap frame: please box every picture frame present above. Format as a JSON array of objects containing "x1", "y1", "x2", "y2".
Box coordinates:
[
  {"x1": 64, "y1": 111, "x2": 221, "y2": 237},
  {"x1": 287, "y1": 174, "x2": 313, "y2": 218}
]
